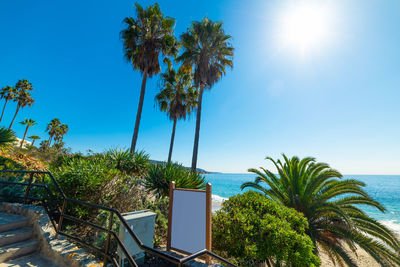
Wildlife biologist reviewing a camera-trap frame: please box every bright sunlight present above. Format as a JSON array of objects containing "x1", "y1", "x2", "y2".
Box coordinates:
[{"x1": 277, "y1": 1, "x2": 335, "y2": 56}]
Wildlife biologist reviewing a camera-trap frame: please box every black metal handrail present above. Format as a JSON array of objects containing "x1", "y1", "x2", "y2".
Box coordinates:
[{"x1": 0, "y1": 170, "x2": 237, "y2": 267}]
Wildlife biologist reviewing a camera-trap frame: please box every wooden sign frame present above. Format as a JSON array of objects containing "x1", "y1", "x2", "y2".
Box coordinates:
[{"x1": 167, "y1": 181, "x2": 212, "y2": 259}]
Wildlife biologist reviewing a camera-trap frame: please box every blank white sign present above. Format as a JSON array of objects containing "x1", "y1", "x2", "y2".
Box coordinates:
[{"x1": 170, "y1": 190, "x2": 206, "y2": 254}]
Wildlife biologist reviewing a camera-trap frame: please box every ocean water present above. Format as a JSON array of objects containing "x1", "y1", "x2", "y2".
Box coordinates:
[{"x1": 206, "y1": 173, "x2": 400, "y2": 234}]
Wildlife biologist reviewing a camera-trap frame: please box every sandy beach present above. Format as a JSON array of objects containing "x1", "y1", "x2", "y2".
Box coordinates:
[{"x1": 320, "y1": 246, "x2": 380, "y2": 267}]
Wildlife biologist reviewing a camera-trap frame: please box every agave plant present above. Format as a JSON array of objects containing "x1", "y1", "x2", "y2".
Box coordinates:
[
  {"x1": 0, "y1": 127, "x2": 16, "y2": 149},
  {"x1": 105, "y1": 149, "x2": 149, "y2": 176},
  {"x1": 242, "y1": 154, "x2": 400, "y2": 266},
  {"x1": 144, "y1": 162, "x2": 206, "y2": 199}
]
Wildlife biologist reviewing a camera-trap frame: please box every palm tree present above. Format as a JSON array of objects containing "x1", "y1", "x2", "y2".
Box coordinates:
[
  {"x1": 19, "y1": 118, "x2": 37, "y2": 148},
  {"x1": 46, "y1": 118, "x2": 61, "y2": 147},
  {"x1": 156, "y1": 64, "x2": 198, "y2": 163},
  {"x1": 54, "y1": 123, "x2": 69, "y2": 144},
  {"x1": 0, "y1": 86, "x2": 16, "y2": 124},
  {"x1": 28, "y1": 135, "x2": 40, "y2": 146},
  {"x1": 178, "y1": 17, "x2": 234, "y2": 171},
  {"x1": 0, "y1": 127, "x2": 16, "y2": 149},
  {"x1": 121, "y1": 2, "x2": 178, "y2": 153},
  {"x1": 242, "y1": 155, "x2": 400, "y2": 266},
  {"x1": 9, "y1": 80, "x2": 34, "y2": 129}
]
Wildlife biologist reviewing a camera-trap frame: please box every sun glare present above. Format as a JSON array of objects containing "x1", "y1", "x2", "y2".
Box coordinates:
[{"x1": 276, "y1": 1, "x2": 334, "y2": 56}]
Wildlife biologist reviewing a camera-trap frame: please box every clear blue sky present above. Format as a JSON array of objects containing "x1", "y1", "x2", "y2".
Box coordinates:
[{"x1": 1, "y1": 0, "x2": 399, "y2": 174}]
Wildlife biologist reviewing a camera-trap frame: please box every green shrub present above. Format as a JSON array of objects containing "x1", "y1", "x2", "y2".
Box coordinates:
[
  {"x1": 49, "y1": 156, "x2": 121, "y2": 218},
  {"x1": 144, "y1": 162, "x2": 206, "y2": 199},
  {"x1": 0, "y1": 156, "x2": 26, "y2": 200},
  {"x1": 213, "y1": 191, "x2": 320, "y2": 267},
  {"x1": 105, "y1": 149, "x2": 149, "y2": 176}
]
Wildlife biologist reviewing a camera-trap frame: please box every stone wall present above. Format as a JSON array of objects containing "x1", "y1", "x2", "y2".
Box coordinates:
[{"x1": 0, "y1": 202, "x2": 103, "y2": 267}]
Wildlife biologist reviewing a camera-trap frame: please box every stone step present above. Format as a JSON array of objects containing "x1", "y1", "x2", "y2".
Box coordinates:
[
  {"x1": 0, "y1": 227, "x2": 34, "y2": 247},
  {"x1": 0, "y1": 239, "x2": 39, "y2": 263},
  {"x1": 2, "y1": 253, "x2": 62, "y2": 267},
  {"x1": 0, "y1": 212, "x2": 29, "y2": 233}
]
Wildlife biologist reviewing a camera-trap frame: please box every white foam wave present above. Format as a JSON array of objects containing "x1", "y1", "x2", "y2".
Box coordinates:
[
  {"x1": 212, "y1": 194, "x2": 228, "y2": 212},
  {"x1": 379, "y1": 220, "x2": 400, "y2": 234}
]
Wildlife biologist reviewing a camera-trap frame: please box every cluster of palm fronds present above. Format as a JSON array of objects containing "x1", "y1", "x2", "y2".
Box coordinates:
[
  {"x1": 243, "y1": 154, "x2": 400, "y2": 266},
  {"x1": 144, "y1": 162, "x2": 206, "y2": 199}
]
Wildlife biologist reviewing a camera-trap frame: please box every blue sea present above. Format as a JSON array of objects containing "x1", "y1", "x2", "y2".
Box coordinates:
[{"x1": 205, "y1": 173, "x2": 400, "y2": 234}]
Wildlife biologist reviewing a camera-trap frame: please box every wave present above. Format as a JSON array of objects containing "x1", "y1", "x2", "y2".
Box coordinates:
[
  {"x1": 212, "y1": 194, "x2": 228, "y2": 212},
  {"x1": 379, "y1": 220, "x2": 400, "y2": 235}
]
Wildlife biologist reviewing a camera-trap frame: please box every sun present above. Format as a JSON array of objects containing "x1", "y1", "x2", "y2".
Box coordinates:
[{"x1": 276, "y1": 1, "x2": 334, "y2": 56}]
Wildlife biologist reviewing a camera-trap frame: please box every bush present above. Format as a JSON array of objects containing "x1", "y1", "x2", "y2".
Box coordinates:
[
  {"x1": 213, "y1": 191, "x2": 320, "y2": 267},
  {"x1": 143, "y1": 162, "x2": 206, "y2": 199},
  {"x1": 0, "y1": 156, "x2": 26, "y2": 200},
  {"x1": 105, "y1": 149, "x2": 149, "y2": 176}
]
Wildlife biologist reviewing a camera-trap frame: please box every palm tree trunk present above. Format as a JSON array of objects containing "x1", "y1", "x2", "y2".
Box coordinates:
[
  {"x1": 20, "y1": 125, "x2": 29, "y2": 148},
  {"x1": 0, "y1": 99, "x2": 8, "y2": 124},
  {"x1": 48, "y1": 135, "x2": 53, "y2": 147},
  {"x1": 32, "y1": 139, "x2": 36, "y2": 146},
  {"x1": 168, "y1": 117, "x2": 177, "y2": 163},
  {"x1": 130, "y1": 68, "x2": 148, "y2": 153},
  {"x1": 191, "y1": 85, "x2": 205, "y2": 171},
  {"x1": 9, "y1": 104, "x2": 20, "y2": 129}
]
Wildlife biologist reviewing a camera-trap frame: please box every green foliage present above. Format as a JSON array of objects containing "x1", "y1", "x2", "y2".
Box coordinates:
[
  {"x1": 49, "y1": 156, "x2": 120, "y2": 218},
  {"x1": 220, "y1": 192, "x2": 321, "y2": 266},
  {"x1": 243, "y1": 154, "x2": 400, "y2": 266},
  {"x1": 144, "y1": 162, "x2": 206, "y2": 198},
  {"x1": 120, "y1": 2, "x2": 178, "y2": 76},
  {"x1": 0, "y1": 156, "x2": 26, "y2": 200},
  {"x1": 105, "y1": 149, "x2": 150, "y2": 176},
  {"x1": 156, "y1": 64, "x2": 198, "y2": 122},
  {"x1": 213, "y1": 191, "x2": 320, "y2": 267},
  {"x1": 0, "y1": 127, "x2": 16, "y2": 149},
  {"x1": 178, "y1": 17, "x2": 234, "y2": 88}
]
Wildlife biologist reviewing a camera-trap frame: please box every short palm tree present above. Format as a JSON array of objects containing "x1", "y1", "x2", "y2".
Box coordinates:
[
  {"x1": 156, "y1": 64, "x2": 198, "y2": 163},
  {"x1": 46, "y1": 118, "x2": 61, "y2": 146},
  {"x1": 9, "y1": 80, "x2": 34, "y2": 129},
  {"x1": 28, "y1": 135, "x2": 40, "y2": 146},
  {"x1": 178, "y1": 17, "x2": 234, "y2": 171},
  {"x1": 121, "y1": 2, "x2": 178, "y2": 153},
  {"x1": 242, "y1": 155, "x2": 400, "y2": 266},
  {"x1": 0, "y1": 127, "x2": 16, "y2": 149},
  {"x1": 0, "y1": 86, "x2": 16, "y2": 124},
  {"x1": 19, "y1": 118, "x2": 37, "y2": 148}
]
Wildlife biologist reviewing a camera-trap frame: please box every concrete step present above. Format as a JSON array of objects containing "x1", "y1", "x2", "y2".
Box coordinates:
[
  {"x1": 0, "y1": 213, "x2": 29, "y2": 233},
  {"x1": 2, "y1": 253, "x2": 62, "y2": 267},
  {"x1": 0, "y1": 239, "x2": 39, "y2": 263},
  {"x1": 0, "y1": 227, "x2": 34, "y2": 247}
]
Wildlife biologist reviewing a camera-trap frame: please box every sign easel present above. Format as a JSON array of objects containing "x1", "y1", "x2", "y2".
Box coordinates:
[{"x1": 167, "y1": 181, "x2": 212, "y2": 263}]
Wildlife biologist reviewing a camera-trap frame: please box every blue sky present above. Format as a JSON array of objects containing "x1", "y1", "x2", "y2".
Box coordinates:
[{"x1": 0, "y1": 0, "x2": 399, "y2": 174}]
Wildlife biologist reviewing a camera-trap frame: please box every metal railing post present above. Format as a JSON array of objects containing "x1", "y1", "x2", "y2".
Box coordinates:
[
  {"x1": 56, "y1": 199, "x2": 67, "y2": 239},
  {"x1": 103, "y1": 211, "x2": 113, "y2": 267},
  {"x1": 24, "y1": 173, "x2": 34, "y2": 204}
]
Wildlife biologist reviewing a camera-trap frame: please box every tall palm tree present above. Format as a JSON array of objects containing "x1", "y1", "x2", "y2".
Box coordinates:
[
  {"x1": 54, "y1": 123, "x2": 69, "y2": 144},
  {"x1": 0, "y1": 86, "x2": 16, "y2": 124},
  {"x1": 19, "y1": 118, "x2": 37, "y2": 148},
  {"x1": 28, "y1": 135, "x2": 40, "y2": 146},
  {"x1": 121, "y1": 2, "x2": 178, "y2": 153},
  {"x1": 242, "y1": 155, "x2": 400, "y2": 266},
  {"x1": 46, "y1": 118, "x2": 61, "y2": 147},
  {"x1": 178, "y1": 17, "x2": 234, "y2": 171},
  {"x1": 156, "y1": 64, "x2": 198, "y2": 163},
  {"x1": 9, "y1": 80, "x2": 34, "y2": 129}
]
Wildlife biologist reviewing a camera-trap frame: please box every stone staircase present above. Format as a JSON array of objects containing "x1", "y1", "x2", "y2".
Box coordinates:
[{"x1": 0, "y1": 212, "x2": 60, "y2": 266}]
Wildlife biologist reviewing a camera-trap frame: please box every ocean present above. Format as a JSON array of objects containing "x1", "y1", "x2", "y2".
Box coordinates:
[{"x1": 206, "y1": 173, "x2": 400, "y2": 234}]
